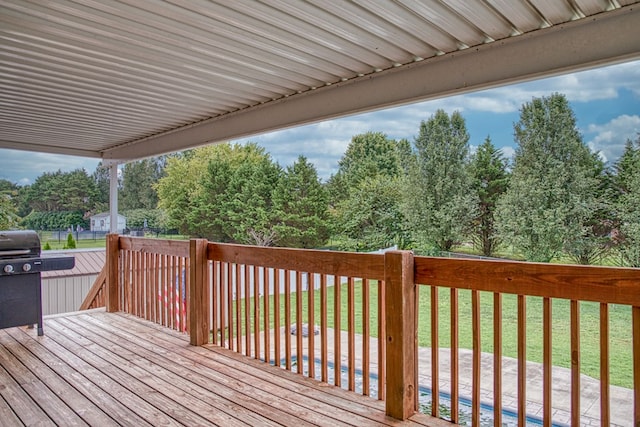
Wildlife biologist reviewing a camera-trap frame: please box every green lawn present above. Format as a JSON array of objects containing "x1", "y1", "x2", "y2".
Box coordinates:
[{"x1": 247, "y1": 281, "x2": 633, "y2": 389}]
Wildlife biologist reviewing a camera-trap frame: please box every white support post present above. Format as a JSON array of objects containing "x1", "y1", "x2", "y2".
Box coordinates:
[{"x1": 109, "y1": 163, "x2": 119, "y2": 234}]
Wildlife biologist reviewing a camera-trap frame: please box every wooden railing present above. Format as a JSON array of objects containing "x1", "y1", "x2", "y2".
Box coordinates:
[
  {"x1": 414, "y1": 256, "x2": 640, "y2": 427},
  {"x1": 203, "y1": 242, "x2": 387, "y2": 400},
  {"x1": 101, "y1": 235, "x2": 640, "y2": 425}
]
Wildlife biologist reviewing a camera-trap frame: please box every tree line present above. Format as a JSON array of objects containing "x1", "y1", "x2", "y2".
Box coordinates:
[{"x1": 1, "y1": 93, "x2": 638, "y2": 267}]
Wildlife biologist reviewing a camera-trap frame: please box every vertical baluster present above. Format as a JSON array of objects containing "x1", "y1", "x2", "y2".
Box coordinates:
[
  {"x1": 571, "y1": 300, "x2": 580, "y2": 426},
  {"x1": 518, "y1": 295, "x2": 526, "y2": 427},
  {"x1": 211, "y1": 261, "x2": 218, "y2": 346},
  {"x1": 363, "y1": 278, "x2": 370, "y2": 396},
  {"x1": 254, "y1": 265, "x2": 260, "y2": 361},
  {"x1": 632, "y1": 306, "x2": 639, "y2": 426},
  {"x1": 472, "y1": 290, "x2": 481, "y2": 426},
  {"x1": 451, "y1": 288, "x2": 459, "y2": 423},
  {"x1": 308, "y1": 273, "x2": 315, "y2": 378},
  {"x1": 543, "y1": 297, "x2": 552, "y2": 427},
  {"x1": 431, "y1": 285, "x2": 439, "y2": 418},
  {"x1": 378, "y1": 279, "x2": 386, "y2": 401},
  {"x1": 296, "y1": 271, "x2": 303, "y2": 375},
  {"x1": 274, "y1": 269, "x2": 281, "y2": 367},
  {"x1": 227, "y1": 262, "x2": 234, "y2": 350},
  {"x1": 235, "y1": 263, "x2": 242, "y2": 353},
  {"x1": 334, "y1": 276, "x2": 341, "y2": 387},
  {"x1": 494, "y1": 292, "x2": 502, "y2": 427},
  {"x1": 263, "y1": 266, "x2": 270, "y2": 364},
  {"x1": 244, "y1": 264, "x2": 251, "y2": 357},
  {"x1": 600, "y1": 303, "x2": 609, "y2": 427},
  {"x1": 321, "y1": 274, "x2": 328, "y2": 382},
  {"x1": 219, "y1": 262, "x2": 227, "y2": 348},
  {"x1": 285, "y1": 269, "x2": 292, "y2": 370},
  {"x1": 348, "y1": 276, "x2": 355, "y2": 391}
]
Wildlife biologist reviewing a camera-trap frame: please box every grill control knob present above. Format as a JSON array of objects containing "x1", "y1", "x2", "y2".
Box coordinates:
[
  {"x1": 3, "y1": 264, "x2": 14, "y2": 273},
  {"x1": 22, "y1": 263, "x2": 32, "y2": 272}
]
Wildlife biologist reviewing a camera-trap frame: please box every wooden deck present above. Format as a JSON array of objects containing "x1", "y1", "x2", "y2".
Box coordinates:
[{"x1": 0, "y1": 309, "x2": 441, "y2": 427}]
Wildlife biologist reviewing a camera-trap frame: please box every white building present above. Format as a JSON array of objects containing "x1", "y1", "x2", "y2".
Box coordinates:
[{"x1": 89, "y1": 212, "x2": 126, "y2": 233}]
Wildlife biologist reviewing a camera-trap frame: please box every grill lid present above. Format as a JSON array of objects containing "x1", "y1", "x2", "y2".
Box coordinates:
[{"x1": 0, "y1": 231, "x2": 41, "y2": 259}]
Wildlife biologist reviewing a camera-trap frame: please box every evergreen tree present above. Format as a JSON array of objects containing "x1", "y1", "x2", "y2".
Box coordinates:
[
  {"x1": 496, "y1": 93, "x2": 600, "y2": 262},
  {"x1": 613, "y1": 135, "x2": 640, "y2": 266},
  {"x1": 272, "y1": 156, "x2": 330, "y2": 248},
  {"x1": 120, "y1": 158, "x2": 164, "y2": 210},
  {"x1": 405, "y1": 109, "x2": 477, "y2": 252},
  {"x1": 92, "y1": 162, "x2": 111, "y2": 213},
  {"x1": 469, "y1": 137, "x2": 509, "y2": 257},
  {"x1": 25, "y1": 169, "x2": 97, "y2": 213}
]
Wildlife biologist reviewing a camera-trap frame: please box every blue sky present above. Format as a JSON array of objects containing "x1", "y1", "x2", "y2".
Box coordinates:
[{"x1": 1, "y1": 60, "x2": 639, "y2": 185}]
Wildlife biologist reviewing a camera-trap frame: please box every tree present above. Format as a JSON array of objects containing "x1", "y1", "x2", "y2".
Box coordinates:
[
  {"x1": 92, "y1": 162, "x2": 111, "y2": 214},
  {"x1": 25, "y1": 169, "x2": 97, "y2": 213},
  {"x1": 613, "y1": 134, "x2": 640, "y2": 266},
  {"x1": 0, "y1": 193, "x2": 19, "y2": 229},
  {"x1": 468, "y1": 137, "x2": 509, "y2": 257},
  {"x1": 0, "y1": 179, "x2": 20, "y2": 229},
  {"x1": 328, "y1": 132, "x2": 410, "y2": 251},
  {"x1": 157, "y1": 149, "x2": 214, "y2": 236},
  {"x1": 327, "y1": 131, "x2": 404, "y2": 204},
  {"x1": 272, "y1": 156, "x2": 330, "y2": 248},
  {"x1": 334, "y1": 175, "x2": 409, "y2": 251},
  {"x1": 496, "y1": 93, "x2": 600, "y2": 262},
  {"x1": 404, "y1": 109, "x2": 477, "y2": 252},
  {"x1": 120, "y1": 158, "x2": 165, "y2": 210},
  {"x1": 158, "y1": 143, "x2": 282, "y2": 245}
]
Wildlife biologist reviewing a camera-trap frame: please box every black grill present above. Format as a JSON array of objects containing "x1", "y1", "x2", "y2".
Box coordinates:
[{"x1": 0, "y1": 230, "x2": 75, "y2": 335}]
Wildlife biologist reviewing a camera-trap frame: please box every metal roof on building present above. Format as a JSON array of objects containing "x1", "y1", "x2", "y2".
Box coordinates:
[{"x1": 1, "y1": 1, "x2": 639, "y2": 164}]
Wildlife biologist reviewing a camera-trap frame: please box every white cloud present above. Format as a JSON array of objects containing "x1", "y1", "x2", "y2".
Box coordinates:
[
  {"x1": 0, "y1": 149, "x2": 100, "y2": 185},
  {"x1": 585, "y1": 114, "x2": 640, "y2": 164}
]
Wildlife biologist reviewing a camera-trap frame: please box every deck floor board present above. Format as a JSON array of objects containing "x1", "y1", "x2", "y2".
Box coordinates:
[{"x1": 0, "y1": 309, "x2": 442, "y2": 427}]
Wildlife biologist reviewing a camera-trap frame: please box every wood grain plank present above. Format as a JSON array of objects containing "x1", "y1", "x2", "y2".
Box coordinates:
[
  {"x1": 0, "y1": 363, "x2": 55, "y2": 427},
  {"x1": 633, "y1": 306, "x2": 640, "y2": 427},
  {"x1": 451, "y1": 288, "x2": 459, "y2": 423},
  {"x1": 543, "y1": 297, "x2": 552, "y2": 427},
  {"x1": 102, "y1": 310, "x2": 438, "y2": 426},
  {"x1": 0, "y1": 330, "x2": 116, "y2": 426},
  {"x1": 321, "y1": 273, "x2": 328, "y2": 382},
  {"x1": 56, "y1": 316, "x2": 280, "y2": 427},
  {"x1": 4, "y1": 327, "x2": 153, "y2": 427},
  {"x1": 431, "y1": 285, "x2": 439, "y2": 418},
  {"x1": 363, "y1": 278, "x2": 370, "y2": 396},
  {"x1": 493, "y1": 292, "x2": 502, "y2": 427},
  {"x1": 518, "y1": 294, "x2": 526, "y2": 427},
  {"x1": 600, "y1": 303, "x2": 609, "y2": 427},
  {"x1": 472, "y1": 290, "x2": 480, "y2": 427},
  {"x1": 0, "y1": 332, "x2": 93, "y2": 426},
  {"x1": 209, "y1": 243, "x2": 385, "y2": 280},
  {"x1": 75, "y1": 313, "x2": 375, "y2": 427},
  {"x1": 378, "y1": 279, "x2": 386, "y2": 401},
  {"x1": 334, "y1": 274, "x2": 342, "y2": 387},
  {"x1": 415, "y1": 257, "x2": 640, "y2": 306},
  {"x1": 308, "y1": 272, "x2": 315, "y2": 378},
  {"x1": 571, "y1": 300, "x2": 580, "y2": 427},
  {"x1": 348, "y1": 276, "x2": 355, "y2": 391},
  {"x1": 119, "y1": 236, "x2": 189, "y2": 257}
]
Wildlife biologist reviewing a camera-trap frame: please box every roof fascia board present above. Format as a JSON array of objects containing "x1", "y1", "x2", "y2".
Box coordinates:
[{"x1": 103, "y1": 5, "x2": 640, "y2": 162}]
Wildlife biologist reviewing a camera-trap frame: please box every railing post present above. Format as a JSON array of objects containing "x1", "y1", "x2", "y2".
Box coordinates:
[
  {"x1": 189, "y1": 239, "x2": 209, "y2": 346},
  {"x1": 384, "y1": 250, "x2": 417, "y2": 420},
  {"x1": 105, "y1": 233, "x2": 120, "y2": 312}
]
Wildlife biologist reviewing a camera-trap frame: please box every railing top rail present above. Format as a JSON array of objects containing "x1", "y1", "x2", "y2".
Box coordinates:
[
  {"x1": 415, "y1": 256, "x2": 640, "y2": 306},
  {"x1": 118, "y1": 236, "x2": 189, "y2": 258},
  {"x1": 208, "y1": 242, "x2": 385, "y2": 280}
]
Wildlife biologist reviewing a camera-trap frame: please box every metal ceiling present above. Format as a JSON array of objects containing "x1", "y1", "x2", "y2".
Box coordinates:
[{"x1": 1, "y1": 0, "x2": 639, "y2": 163}]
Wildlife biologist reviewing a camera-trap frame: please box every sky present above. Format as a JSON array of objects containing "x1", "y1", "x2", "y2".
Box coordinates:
[{"x1": 1, "y1": 60, "x2": 639, "y2": 185}]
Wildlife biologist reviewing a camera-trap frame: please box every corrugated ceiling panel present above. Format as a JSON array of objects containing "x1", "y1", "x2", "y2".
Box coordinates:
[{"x1": 0, "y1": 0, "x2": 638, "y2": 159}]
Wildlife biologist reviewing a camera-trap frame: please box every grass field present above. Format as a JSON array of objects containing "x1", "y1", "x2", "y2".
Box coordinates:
[{"x1": 255, "y1": 282, "x2": 633, "y2": 389}]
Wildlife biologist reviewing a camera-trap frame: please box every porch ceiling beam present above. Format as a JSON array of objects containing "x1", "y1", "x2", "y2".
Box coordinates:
[
  {"x1": 0, "y1": 140, "x2": 101, "y2": 158},
  {"x1": 103, "y1": 6, "x2": 640, "y2": 162}
]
